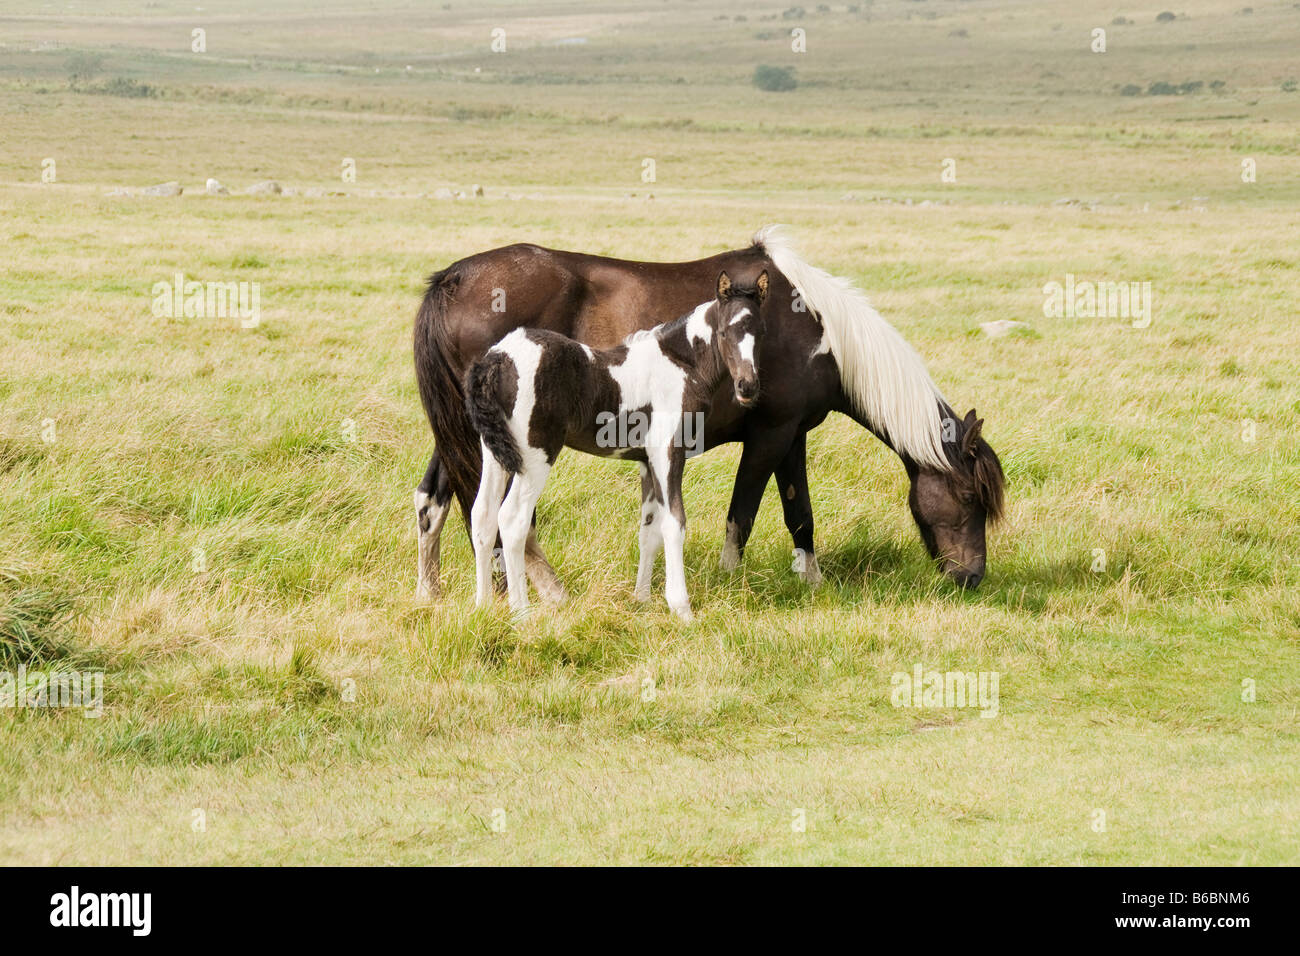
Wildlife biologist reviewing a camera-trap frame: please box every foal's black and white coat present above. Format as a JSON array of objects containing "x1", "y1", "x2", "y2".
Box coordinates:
[{"x1": 466, "y1": 271, "x2": 769, "y2": 620}]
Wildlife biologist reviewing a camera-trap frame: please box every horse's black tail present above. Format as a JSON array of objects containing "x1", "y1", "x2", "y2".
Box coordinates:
[
  {"x1": 464, "y1": 353, "x2": 523, "y2": 476},
  {"x1": 414, "y1": 267, "x2": 483, "y2": 524}
]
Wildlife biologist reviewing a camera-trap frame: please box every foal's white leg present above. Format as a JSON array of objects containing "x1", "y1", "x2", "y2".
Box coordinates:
[
  {"x1": 634, "y1": 464, "x2": 663, "y2": 603},
  {"x1": 659, "y1": 510, "x2": 691, "y2": 622},
  {"x1": 648, "y1": 452, "x2": 691, "y2": 623},
  {"x1": 498, "y1": 459, "x2": 551, "y2": 617},
  {"x1": 470, "y1": 444, "x2": 508, "y2": 607}
]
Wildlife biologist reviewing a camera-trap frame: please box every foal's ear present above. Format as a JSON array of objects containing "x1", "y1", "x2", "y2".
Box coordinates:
[
  {"x1": 756, "y1": 270, "x2": 769, "y2": 302},
  {"x1": 717, "y1": 271, "x2": 732, "y2": 299},
  {"x1": 960, "y1": 409, "x2": 984, "y2": 458}
]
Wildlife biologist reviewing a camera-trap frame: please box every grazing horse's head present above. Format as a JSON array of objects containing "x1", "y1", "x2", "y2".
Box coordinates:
[
  {"x1": 908, "y1": 409, "x2": 1005, "y2": 590},
  {"x1": 711, "y1": 269, "x2": 769, "y2": 407}
]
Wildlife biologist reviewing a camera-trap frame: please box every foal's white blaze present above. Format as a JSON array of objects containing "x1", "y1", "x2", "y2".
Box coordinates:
[
  {"x1": 737, "y1": 333, "x2": 755, "y2": 366},
  {"x1": 728, "y1": 307, "x2": 751, "y2": 326}
]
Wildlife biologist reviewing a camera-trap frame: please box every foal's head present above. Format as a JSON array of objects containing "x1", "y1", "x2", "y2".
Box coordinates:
[{"x1": 710, "y1": 269, "x2": 769, "y2": 407}]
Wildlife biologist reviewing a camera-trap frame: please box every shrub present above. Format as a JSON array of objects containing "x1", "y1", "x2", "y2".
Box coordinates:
[
  {"x1": 1147, "y1": 81, "x2": 1178, "y2": 95},
  {"x1": 1120, "y1": 84, "x2": 1142, "y2": 96},
  {"x1": 65, "y1": 52, "x2": 104, "y2": 88},
  {"x1": 753, "y1": 64, "x2": 797, "y2": 92},
  {"x1": 94, "y1": 77, "x2": 158, "y2": 99},
  {"x1": 1156, "y1": 11, "x2": 1177, "y2": 22}
]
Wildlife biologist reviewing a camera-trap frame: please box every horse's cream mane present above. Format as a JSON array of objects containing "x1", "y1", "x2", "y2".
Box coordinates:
[{"x1": 754, "y1": 225, "x2": 951, "y2": 471}]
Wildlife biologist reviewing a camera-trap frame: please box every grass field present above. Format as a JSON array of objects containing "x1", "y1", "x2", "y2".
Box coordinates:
[{"x1": 1, "y1": 0, "x2": 1298, "y2": 865}]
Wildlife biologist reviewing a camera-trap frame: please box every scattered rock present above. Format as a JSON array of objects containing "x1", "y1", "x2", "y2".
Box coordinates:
[
  {"x1": 205, "y1": 178, "x2": 229, "y2": 196},
  {"x1": 244, "y1": 180, "x2": 282, "y2": 195},
  {"x1": 471, "y1": 183, "x2": 484, "y2": 197},
  {"x1": 980, "y1": 320, "x2": 1028, "y2": 338},
  {"x1": 137, "y1": 181, "x2": 183, "y2": 197},
  {"x1": 598, "y1": 672, "x2": 643, "y2": 690},
  {"x1": 433, "y1": 187, "x2": 455, "y2": 200}
]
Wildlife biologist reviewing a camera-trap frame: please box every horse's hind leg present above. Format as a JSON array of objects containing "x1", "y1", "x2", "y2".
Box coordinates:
[
  {"x1": 415, "y1": 451, "x2": 453, "y2": 601},
  {"x1": 498, "y1": 458, "x2": 551, "y2": 617},
  {"x1": 470, "y1": 444, "x2": 509, "y2": 607},
  {"x1": 773, "y1": 430, "x2": 822, "y2": 586},
  {"x1": 524, "y1": 522, "x2": 568, "y2": 605}
]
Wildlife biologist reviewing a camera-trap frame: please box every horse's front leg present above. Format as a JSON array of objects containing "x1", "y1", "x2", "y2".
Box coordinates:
[
  {"x1": 720, "y1": 425, "x2": 799, "y2": 572},
  {"x1": 654, "y1": 447, "x2": 692, "y2": 623},
  {"x1": 773, "y1": 429, "x2": 822, "y2": 587},
  {"x1": 634, "y1": 463, "x2": 663, "y2": 602},
  {"x1": 414, "y1": 451, "x2": 452, "y2": 601}
]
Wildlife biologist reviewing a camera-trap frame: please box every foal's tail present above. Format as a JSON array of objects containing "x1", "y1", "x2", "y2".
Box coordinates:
[
  {"x1": 414, "y1": 267, "x2": 483, "y2": 519},
  {"x1": 465, "y1": 353, "x2": 524, "y2": 476}
]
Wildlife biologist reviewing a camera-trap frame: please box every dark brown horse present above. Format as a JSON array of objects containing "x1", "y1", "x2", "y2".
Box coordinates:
[{"x1": 413, "y1": 227, "x2": 1004, "y2": 603}]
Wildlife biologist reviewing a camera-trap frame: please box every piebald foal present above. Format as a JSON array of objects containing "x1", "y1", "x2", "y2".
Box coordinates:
[{"x1": 466, "y1": 270, "x2": 769, "y2": 621}]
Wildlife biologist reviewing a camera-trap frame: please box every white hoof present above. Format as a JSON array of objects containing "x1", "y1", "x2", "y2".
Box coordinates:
[
  {"x1": 670, "y1": 603, "x2": 694, "y2": 623},
  {"x1": 792, "y1": 549, "x2": 823, "y2": 588},
  {"x1": 719, "y1": 543, "x2": 740, "y2": 571},
  {"x1": 537, "y1": 580, "x2": 569, "y2": 606}
]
